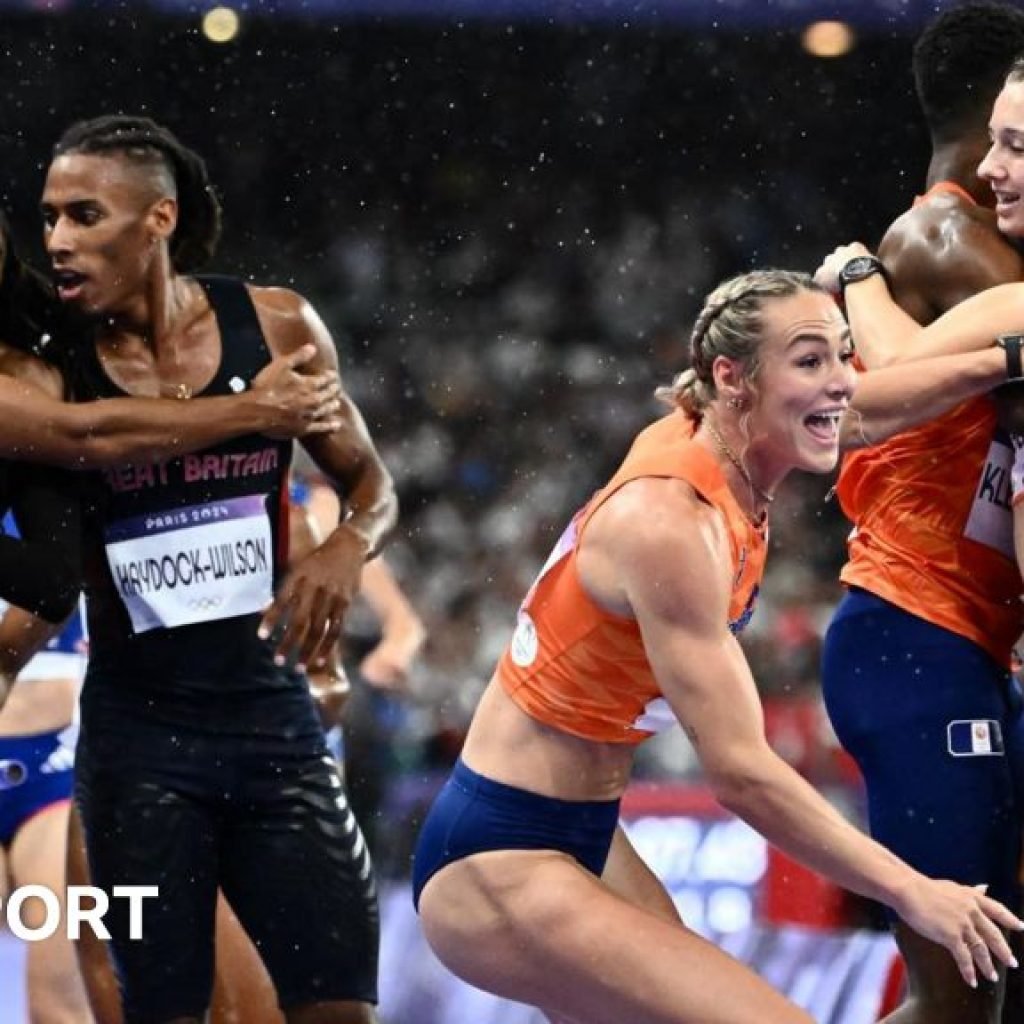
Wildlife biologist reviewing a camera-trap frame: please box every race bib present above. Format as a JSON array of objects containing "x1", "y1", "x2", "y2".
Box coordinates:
[
  {"x1": 963, "y1": 433, "x2": 1014, "y2": 558},
  {"x1": 104, "y1": 495, "x2": 273, "y2": 633}
]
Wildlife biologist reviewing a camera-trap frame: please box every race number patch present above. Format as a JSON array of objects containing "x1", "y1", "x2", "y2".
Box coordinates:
[{"x1": 104, "y1": 495, "x2": 273, "y2": 633}]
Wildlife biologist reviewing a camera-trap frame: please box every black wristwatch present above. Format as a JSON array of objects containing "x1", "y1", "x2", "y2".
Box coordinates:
[
  {"x1": 997, "y1": 333, "x2": 1024, "y2": 381},
  {"x1": 838, "y1": 255, "x2": 890, "y2": 296}
]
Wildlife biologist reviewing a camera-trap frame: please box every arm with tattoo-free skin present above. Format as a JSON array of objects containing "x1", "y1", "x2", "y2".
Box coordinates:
[
  {"x1": 595, "y1": 475, "x2": 1023, "y2": 989},
  {"x1": 839, "y1": 347, "x2": 1008, "y2": 449},
  {"x1": 877, "y1": 200, "x2": 1024, "y2": 329},
  {"x1": 813, "y1": 218, "x2": 1024, "y2": 445},
  {"x1": 0, "y1": 339, "x2": 341, "y2": 469},
  {"x1": 816, "y1": 242, "x2": 1024, "y2": 367},
  {"x1": 253, "y1": 287, "x2": 398, "y2": 672}
]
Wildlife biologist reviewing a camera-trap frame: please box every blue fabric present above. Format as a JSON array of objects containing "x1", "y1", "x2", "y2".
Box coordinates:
[
  {"x1": 0, "y1": 729, "x2": 74, "y2": 846},
  {"x1": 412, "y1": 758, "x2": 620, "y2": 909},
  {"x1": 823, "y1": 588, "x2": 1024, "y2": 910}
]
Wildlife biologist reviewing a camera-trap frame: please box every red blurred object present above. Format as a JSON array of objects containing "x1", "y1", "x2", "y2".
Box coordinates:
[
  {"x1": 877, "y1": 951, "x2": 907, "y2": 1019},
  {"x1": 762, "y1": 694, "x2": 864, "y2": 789},
  {"x1": 760, "y1": 846, "x2": 854, "y2": 930}
]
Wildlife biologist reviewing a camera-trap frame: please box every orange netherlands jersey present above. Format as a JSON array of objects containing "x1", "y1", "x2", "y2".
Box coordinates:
[
  {"x1": 836, "y1": 182, "x2": 1021, "y2": 665},
  {"x1": 495, "y1": 411, "x2": 767, "y2": 745}
]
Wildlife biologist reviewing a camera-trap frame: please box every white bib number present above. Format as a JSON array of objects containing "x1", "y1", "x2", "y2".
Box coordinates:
[
  {"x1": 104, "y1": 495, "x2": 273, "y2": 633},
  {"x1": 963, "y1": 434, "x2": 1014, "y2": 559}
]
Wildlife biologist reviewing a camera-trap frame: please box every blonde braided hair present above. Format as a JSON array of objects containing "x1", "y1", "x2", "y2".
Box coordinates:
[{"x1": 657, "y1": 269, "x2": 825, "y2": 423}]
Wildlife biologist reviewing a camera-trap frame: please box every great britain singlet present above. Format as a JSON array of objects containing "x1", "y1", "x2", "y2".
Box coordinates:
[
  {"x1": 70, "y1": 276, "x2": 310, "y2": 734},
  {"x1": 496, "y1": 410, "x2": 766, "y2": 744},
  {"x1": 836, "y1": 182, "x2": 1021, "y2": 666}
]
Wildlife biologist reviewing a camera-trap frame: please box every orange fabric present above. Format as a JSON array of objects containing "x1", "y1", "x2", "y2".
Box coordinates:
[
  {"x1": 836, "y1": 183, "x2": 1021, "y2": 665},
  {"x1": 913, "y1": 180, "x2": 975, "y2": 206},
  {"x1": 496, "y1": 411, "x2": 767, "y2": 744}
]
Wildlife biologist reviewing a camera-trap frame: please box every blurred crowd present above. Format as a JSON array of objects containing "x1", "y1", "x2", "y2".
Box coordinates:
[{"x1": 314, "y1": 168, "x2": 860, "y2": 865}]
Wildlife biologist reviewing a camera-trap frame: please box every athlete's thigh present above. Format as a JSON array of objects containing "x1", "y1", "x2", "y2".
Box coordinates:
[
  {"x1": 10, "y1": 802, "x2": 91, "y2": 1020},
  {"x1": 210, "y1": 892, "x2": 284, "y2": 1024},
  {"x1": 420, "y1": 849, "x2": 811, "y2": 1024},
  {"x1": 10, "y1": 797, "x2": 71, "y2": 893},
  {"x1": 66, "y1": 801, "x2": 123, "y2": 1024},
  {"x1": 76, "y1": 740, "x2": 221, "y2": 1022},
  {"x1": 600, "y1": 823, "x2": 682, "y2": 927},
  {"x1": 824, "y1": 601, "x2": 1019, "y2": 902},
  {"x1": 221, "y1": 745, "x2": 378, "y2": 1010}
]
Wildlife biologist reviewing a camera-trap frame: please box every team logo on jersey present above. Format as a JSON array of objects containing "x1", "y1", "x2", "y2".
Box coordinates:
[
  {"x1": 509, "y1": 612, "x2": 539, "y2": 667},
  {"x1": 947, "y1": 719, "x2": 1004, "y2": 757}
]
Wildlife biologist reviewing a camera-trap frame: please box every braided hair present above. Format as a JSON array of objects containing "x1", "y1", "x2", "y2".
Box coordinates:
[
  {"x1": 657, "y1": 269, "x2": 824, "y2": 423},
  {"x1": 53, "y1": 115, "x2": 223, "y2": 273}
]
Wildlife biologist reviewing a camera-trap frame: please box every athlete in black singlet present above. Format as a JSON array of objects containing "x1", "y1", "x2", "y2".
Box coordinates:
[{"x1": 41, "y1": 115, "x2": 395, "y2": 1024}]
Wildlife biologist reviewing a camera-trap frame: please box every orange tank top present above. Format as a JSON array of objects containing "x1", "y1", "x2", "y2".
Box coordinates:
[
  {"x1": 836, "y1": 182, "x2": 1020, "y2": 665},
  {"x1": 496, "y1": 411, "x2": 767, "y2": 744}
]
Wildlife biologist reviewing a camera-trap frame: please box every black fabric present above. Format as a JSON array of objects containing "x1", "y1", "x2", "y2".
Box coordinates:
[
  {"x1": 77, "y1": 716, "x2": 379, "y2": 1020},
  {"x1": 70, "y1": 276, "x2": 377, "y2": 1015},
  {"x1": 0, "y1": 213, "x2": 64, "y2": 362},
  {"x1": 0, "y1": 462, "x2": 81, "y2": 622},
  {"x1": 73, "y1": 275, "x2": 305, "y2": 734},
  {"x1": 0, "y1": 212, "x2": 83, "y2": 621}
]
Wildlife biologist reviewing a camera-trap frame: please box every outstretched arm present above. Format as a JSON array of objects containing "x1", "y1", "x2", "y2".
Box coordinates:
[
  {"x1": 876, "y1": 205, "x2": 1024, "y2": 327},
  {"x1": 0, "y1": 342, "x2": 341, "y2": 469},
  {"x1": 841, "y1": 347, "x2": 1008, "y2": 449},
  {"x1": 603, "y1": 476, "x2": 1022, "y2": 987},
  {"x1": 816, "y1": 242, "x2": 1024, "y2": 368}
]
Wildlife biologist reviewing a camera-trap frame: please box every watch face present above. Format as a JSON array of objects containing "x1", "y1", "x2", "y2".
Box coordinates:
[{"x1": 841, "y1": 257, "x2": 878, "y2": 284}]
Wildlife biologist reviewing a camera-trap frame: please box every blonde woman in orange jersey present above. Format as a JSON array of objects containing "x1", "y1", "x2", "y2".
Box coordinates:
[{"x1": 412, "y1": 269, "x2": 1024, "y2": 1024}]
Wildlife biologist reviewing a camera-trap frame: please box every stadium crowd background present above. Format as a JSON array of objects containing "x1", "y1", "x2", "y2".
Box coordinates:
[{"x1": 0, "y1": 1, "x2": 948, "y2": 873}]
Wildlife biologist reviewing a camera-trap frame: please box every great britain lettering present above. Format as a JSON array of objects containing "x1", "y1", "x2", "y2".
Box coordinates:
[{"x1": 104, "y1": 446, "x2": 279, "y2": 494}]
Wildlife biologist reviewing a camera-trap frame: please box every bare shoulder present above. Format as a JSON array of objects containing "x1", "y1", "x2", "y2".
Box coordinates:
[
  {"x1": 597, "y1": 475, "x2": 722, "y2": 545},
  {"x1": 585, "y1": 475, "x2": 731, "y2": 618},
  {"x1": 883, "y1": 197, "x2": 1012, "y2": 262},
  {"x1": 0, "y1": 340, "x2": 63, "y2": 398},
  {"x1": 880, "y1": 196, "x2": 1022, "y2": 320},
  {"x1": 246, "y1": 284, "x2": 337, "y2": 366},
  {"x1": 248, "y1": 284, "x2": 306, "y2": 317}
]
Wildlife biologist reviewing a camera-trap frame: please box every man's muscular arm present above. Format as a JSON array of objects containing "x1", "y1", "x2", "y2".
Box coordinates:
[
  {"x1": 253, "y1": 286, "x2": 397, "y2": 670},
  {"x1": 0, "y1": 341, "x2": 340, "y2": 469}
]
